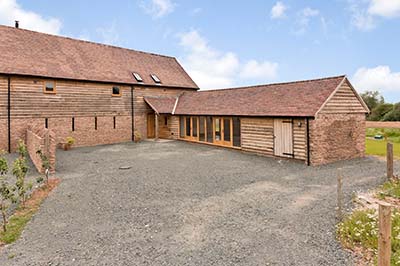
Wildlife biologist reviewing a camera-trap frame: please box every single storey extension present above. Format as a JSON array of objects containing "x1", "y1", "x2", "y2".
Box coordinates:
[{"x1": 0, "y1": 24, "x2": 369, "y2": 166}]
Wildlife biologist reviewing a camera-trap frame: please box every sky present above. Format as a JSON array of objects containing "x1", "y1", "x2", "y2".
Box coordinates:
[{"x1": 0, "y1": 0, "x2": 399, "y2": 102}]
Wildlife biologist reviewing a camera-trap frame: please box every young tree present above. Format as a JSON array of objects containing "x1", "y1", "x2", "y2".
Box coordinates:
[
  {"x1": 12, "y1": 141, "x2": 31, "y2": 208},
  {"x1": 36, "y1": 149, "x2": 50, "y2": 186},
  {"x1": 0, "y1": 151, "x2": 16, "y2": 232}
]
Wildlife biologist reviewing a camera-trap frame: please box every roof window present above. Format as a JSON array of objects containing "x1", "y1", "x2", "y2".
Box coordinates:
[
  {"x1": 132, "y1": 72, "x2": 143, "y2": 82},
  {"x1": 150, "y1": 74, "x2": 161, "y2": 84}
]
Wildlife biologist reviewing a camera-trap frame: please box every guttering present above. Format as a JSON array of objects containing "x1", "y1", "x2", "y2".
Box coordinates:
[
  {"x1": 131, "y1": 86, "x2": 135, "y2": 142},
  {"x1": 7, "y1": 76, "x2": 11, "y2": 153},
  {"x1": 306, "y1": 118, "x2": 311, "y2": 166},
  {"x1": 172, "y1": 93, "x2": 183, "y2": 115}
]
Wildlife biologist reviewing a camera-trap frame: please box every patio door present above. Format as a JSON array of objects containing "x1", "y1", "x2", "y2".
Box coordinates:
[
  {"x1": 214, "y1": 117, "x2": 232, "y2": 146},
  {"x1": 274, "y1": 119, "x2": 293, "y2": 158}
]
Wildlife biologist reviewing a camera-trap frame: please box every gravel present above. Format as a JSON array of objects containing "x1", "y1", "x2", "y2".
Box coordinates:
[{"x1": 0, "y1": 140, "x2": 396, "y2": 266}]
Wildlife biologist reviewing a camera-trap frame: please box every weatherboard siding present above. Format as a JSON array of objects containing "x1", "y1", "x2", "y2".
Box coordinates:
[{"x1": 319, "y1": 80, "x2": 366, "y2": 115}]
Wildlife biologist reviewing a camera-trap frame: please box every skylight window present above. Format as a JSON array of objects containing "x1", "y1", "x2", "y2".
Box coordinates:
[
  {"x1": 150, "y1": 74, "x2": 161, "y2": 84},
  {"x1": 132, "y1": 72, "x2": 143, "y2": 82}
]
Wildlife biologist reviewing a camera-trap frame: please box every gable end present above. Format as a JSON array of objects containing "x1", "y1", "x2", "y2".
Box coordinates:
[{"x1": 317, "y1": 78, "x2": 369, "y2": 115}]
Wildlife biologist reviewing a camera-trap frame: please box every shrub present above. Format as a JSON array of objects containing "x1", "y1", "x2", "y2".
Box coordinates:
[
  {"x1": 0, "y1": 152, "x2": 16, "y2": 232},
  {"x1": 66, "y1": 136, "x2": 75, "y2": 145}
]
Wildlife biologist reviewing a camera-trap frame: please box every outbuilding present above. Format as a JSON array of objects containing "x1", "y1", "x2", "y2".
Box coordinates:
[{"x1": 144, "y1": 76, "x2": 369, "y2": 165}]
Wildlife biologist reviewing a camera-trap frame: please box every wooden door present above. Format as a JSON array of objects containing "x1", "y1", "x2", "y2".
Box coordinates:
[
  {"x1": 147, "y1": 113, "x2": 155, "y2": 138},
  {"x1": 274, "y1": 119, "x2": 293, "y2": 158}
]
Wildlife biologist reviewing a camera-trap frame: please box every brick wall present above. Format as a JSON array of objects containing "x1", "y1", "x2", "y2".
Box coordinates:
[
  {"x1": 310, "y1": 113, "x2": 366, "y2": 165},
  {"x1": 26, "y1": 126, "x2": 56, "y2": 174}
]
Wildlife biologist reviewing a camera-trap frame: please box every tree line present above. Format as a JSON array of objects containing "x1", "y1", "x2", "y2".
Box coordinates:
[{"x1": 361, "y1": 91, "x2": 400, "y2": 121}]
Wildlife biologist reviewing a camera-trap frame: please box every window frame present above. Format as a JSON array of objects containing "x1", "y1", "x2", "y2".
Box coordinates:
[
  {"x1": 112, "y1": 86, "x2": 121, "y2": 97},
  {"x1": 43, "y1": 80, "x2": 56, "y2": 94}
]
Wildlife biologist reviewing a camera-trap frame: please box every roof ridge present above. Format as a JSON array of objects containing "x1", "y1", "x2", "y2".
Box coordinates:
[
  {"x1": 198, "y1": 75, "x2": 347, "y2": 93},
  {"x1": 0, "y1": 24, "x2": 176, "y2": 60}
]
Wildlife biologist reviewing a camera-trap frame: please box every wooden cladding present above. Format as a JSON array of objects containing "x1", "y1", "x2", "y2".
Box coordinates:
[
  {"x1": 241, "y1": 117, "x2": 307, "y2": 161},
  {"x1": 320, "y1": 80, "x2": 367, "y2": 114},
  {"x1": 1, "y1": 76, "x2": 132, "y2": 119}
]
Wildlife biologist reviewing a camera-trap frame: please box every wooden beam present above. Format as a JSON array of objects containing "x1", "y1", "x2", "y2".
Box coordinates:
[
  {"x1": 387, "y1": 142, "x2": 394, "y2": 180},
  {"x1": 155, "y1": 113, "x2": 159, "y2": 140},
  {"x1": 378, "y1": 202, "x2": 392, "y2": 266}
]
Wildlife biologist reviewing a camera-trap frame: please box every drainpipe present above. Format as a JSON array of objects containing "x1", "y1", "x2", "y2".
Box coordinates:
[
  {"x1": 7, "y1": 76, "x2": 11, "y2": 153},
  {"x1": 306, "y1": 118, "x2": 311, "y2": 166},
  {"x1": 131, "y1": 86, "x2": 134, "y2": 141}
]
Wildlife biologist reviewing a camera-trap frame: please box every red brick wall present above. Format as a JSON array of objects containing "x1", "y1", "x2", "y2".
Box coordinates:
[
  {"x1": 310, "y1": 113, "x2": 366, "y2": 165},
  {"x1": 26, "y1": 127, "x2": 57, "y2": 173},
  {"x1": 0, "y1": 119, "x2": 7, "y2": 152}
]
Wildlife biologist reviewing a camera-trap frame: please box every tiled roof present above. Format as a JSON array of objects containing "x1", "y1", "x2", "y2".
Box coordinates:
[
  {"x1": 0, "y1": 25, "x2": 198, "y2": 89},
  {"x1": 173, "y1": 76, "x2": 349, "y2": 117},
  {"x1": 143, "y1": 97, "x2": 177, "y2": 114}
]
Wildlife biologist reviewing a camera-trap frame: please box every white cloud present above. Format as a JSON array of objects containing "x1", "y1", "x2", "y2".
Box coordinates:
[
  {"x1": 140, "y1": 0, "x2": 175, "y2": 18},
  {"x1": 240, "y1": 60, "x2": 278, "y2": 80},
  {"x1": 352, "y1": 66, "x2": 400, "y2": 93},
  {"x1": 0, "y1": 0, "x2": 61, "y2": 34},
  {"x1": 368, "y1": 0, "x2": 400, "y2": 18},
  {"x1": 178, "y1": 30, "x2": 278, "y2": 89},
  {"x1": 96, "y1": 22, "x2": 120, "y2": 45},
  {"x1": 295, "y1": 7, "x2": 320, "y2": 34},
  {"x1": 270, "y1": 1, "x2": 287, "y2": 19},
  {"x1": 348, "y1": 0, "x2": 400, "y2": 31}
]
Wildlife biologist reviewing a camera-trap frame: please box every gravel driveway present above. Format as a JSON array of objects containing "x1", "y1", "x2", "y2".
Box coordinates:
[{"x1": 0, "y1": 140, "x2": 394, "y2": 265}]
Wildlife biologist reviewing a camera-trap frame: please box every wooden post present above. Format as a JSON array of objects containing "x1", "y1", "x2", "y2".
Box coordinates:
[
  {"x1": 387, "y1": 142, "x2": 394, "y2": 180},
  {"x1": 155, "y1": 113, "x2": 159, "y2": 140},
  {"x1": 337, "y1": 168, "x2": 343, "y2": 221},
  {"x1": 378, "y1": 202, "x2": 392, "y2": 266}
]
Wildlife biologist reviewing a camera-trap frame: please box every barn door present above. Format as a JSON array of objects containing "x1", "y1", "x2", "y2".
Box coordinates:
[{"x1": 274, "y1": 119, "x2": 293, "y2": 158}]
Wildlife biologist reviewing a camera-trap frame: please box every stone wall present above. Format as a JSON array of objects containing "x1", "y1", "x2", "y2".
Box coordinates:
[
  {"x1": 26, "y1": 126, "x2": 57, "y2": 174},
  {"x1": 310, "y1": 113, "x2": 366, "y2": 165}
]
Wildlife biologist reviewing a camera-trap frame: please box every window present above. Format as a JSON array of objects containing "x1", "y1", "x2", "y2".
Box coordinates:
[
  {"x1": 215, "y1": 118, "x2": 221, "y2": 141},
  {"x1": 150, "y1": 74, "x2": 161, "y2": 84},
  {"x1": 164, "y1": 116, "x2": 168, "y2": 126},
  {"x1": 223, "y1": 118, "x2": 231, "y2": 142},
  {"x1": 132, "y1": 72, "x2": 143, "y2": 82},
  {"x1": 199, "y1": 117, "x2": 205, "y2": 142},
  {"x1": 192, "y1": 117, "x2": 198, "y2": 137},
  {"x1": 43, "y1": 81, "x2": 56, "y2": 94},
  {"x1": 206, "y1": 116, "x2": 213, "y2": 143},
  {"x1": 112, "y1": 86, "x2": 121, "y2": 96},
  {"x1": 180, "y1": 117, "x2": 185, "y2": 138},
  {"x1": 233, "y1": 117, "x2": 241, "y2": 147},
  {"x1": 185, "y1": 117, "x2": 191, "y2": 137}
]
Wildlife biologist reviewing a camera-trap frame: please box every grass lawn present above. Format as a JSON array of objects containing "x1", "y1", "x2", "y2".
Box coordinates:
[
  {"x1": 366, "y1": 127, "x2": 400, "y2": 158},
  {"x1": 366, "y1": 139, "x2": 400, "y2": 158}
]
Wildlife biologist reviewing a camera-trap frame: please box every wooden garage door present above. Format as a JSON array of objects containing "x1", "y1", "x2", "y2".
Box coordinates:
[{"x1": 274, "y1": 119, "x2": 293, "y2": 158}]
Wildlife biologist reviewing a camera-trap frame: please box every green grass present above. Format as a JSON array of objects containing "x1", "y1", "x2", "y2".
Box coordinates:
[
  {"x1": 337, "y1": 209, "x2": 400, "y2": 265},
  {"x1": 0, "y1": 209, "x2": 34, "y2": 244},
  {"x1": 377, "y1": 181, "x2": 400, "y2": 199},
  {"x1": 366, "y1": 139, "x2": 400, "y2": 158}
]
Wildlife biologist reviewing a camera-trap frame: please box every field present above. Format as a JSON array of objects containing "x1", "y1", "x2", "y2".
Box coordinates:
[{"x1": 366, "y1": 128, "x2": 400, "y2": 158}]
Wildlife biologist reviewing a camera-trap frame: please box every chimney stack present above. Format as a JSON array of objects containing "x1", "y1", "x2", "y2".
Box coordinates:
[{"x1": 15, "y1": 21, "x2": 19, "y2": 28}]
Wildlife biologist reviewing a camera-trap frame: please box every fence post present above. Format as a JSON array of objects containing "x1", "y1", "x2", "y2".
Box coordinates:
[
  {"x1": 337, "y1": 168, "x2": 343, "y2": 221},
  {"x1": 378, "y1": 202, "x2": 392, "y2": 266},
  {"x1": 387, "y1": 142, "x2": 393, "y2": 181}
]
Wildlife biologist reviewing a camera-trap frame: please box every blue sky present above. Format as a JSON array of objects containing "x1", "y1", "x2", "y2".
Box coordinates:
[{"x1": 0, "y1": 0, "x2": 400, "y2": 102}]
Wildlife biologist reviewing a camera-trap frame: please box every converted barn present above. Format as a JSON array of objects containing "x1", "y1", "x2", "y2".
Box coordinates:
[
  {"x1": 0, "y1": 24, "x2": 369, "y2": 166},
  {"x1": 144, "y1": 76, "x2": 369, "y2": 165}
]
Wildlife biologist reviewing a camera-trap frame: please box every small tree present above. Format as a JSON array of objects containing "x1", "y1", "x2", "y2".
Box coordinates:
[
  {"x1": 0, "y1": 151, "x2": 16, "y2": 232},
  {"x1": 12, "y1": 157, "x2": 31, "y2": 208},
  {"x1": 16, "y1": 139, "x2": 27, "y2": 159},
  {"x1": 36, "y1": 149, "x2": 50, "y2": 186}
]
